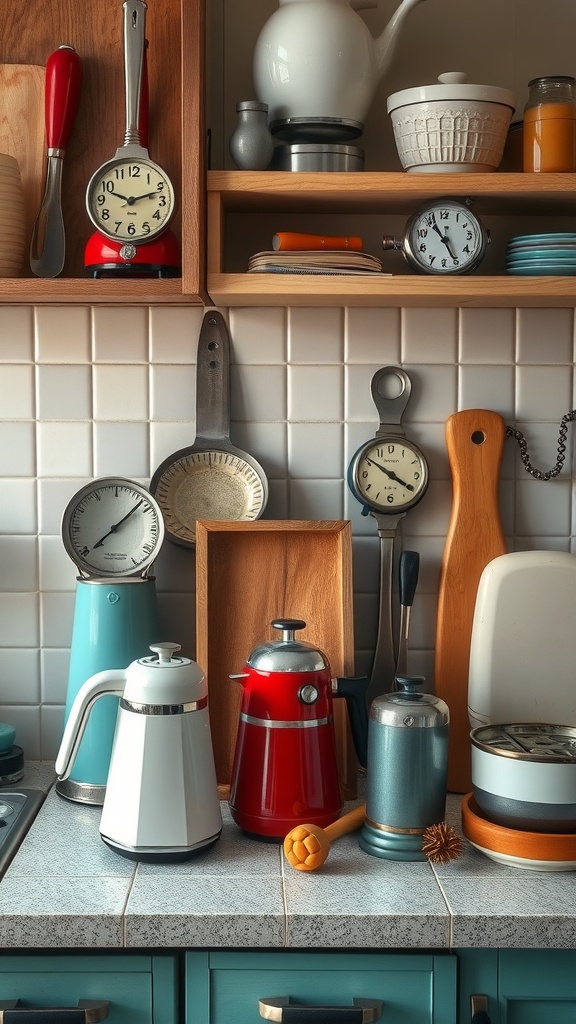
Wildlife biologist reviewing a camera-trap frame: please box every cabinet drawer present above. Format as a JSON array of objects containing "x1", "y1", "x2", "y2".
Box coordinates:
[
  {"x1": 186, "y1": 951, "x2": 457, "y2": 1024},
  {"x1": 0, "y1": 955, "x2": 177, "y2": 1024},
  {"x1": 498, "y1": 950, "x2": 576, "y2": 1023}
]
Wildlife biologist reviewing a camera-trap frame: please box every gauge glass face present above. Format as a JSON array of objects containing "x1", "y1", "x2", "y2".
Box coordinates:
[
  {"x1": 152, "y1": 450, "x2": 267, "y2": 547},
  {"x1": 86, "y1": 158, "x2": 174, "y2": 242},
  {"x1": 62, "y1": 479, "x2": 164, "y2": 577},
  {"x1": 406, "y1": 201, "x2": 487, "y2": 275},
  {"x1": 351, "y1": 438, "x2": 428, "y2": 512}
]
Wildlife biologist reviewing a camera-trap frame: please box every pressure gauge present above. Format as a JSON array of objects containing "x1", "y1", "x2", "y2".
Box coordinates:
[
  {"x1": 348, "y1": 435, "x2": 429, "y2": 515},
  {"x1": 62, "y1": 477, "x2": 164, "y2": 578}
]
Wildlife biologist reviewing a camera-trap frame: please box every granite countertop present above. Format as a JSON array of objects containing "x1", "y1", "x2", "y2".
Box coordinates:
[{"x1": 1, "y1": 763, "x2": 575, "y2": 951}]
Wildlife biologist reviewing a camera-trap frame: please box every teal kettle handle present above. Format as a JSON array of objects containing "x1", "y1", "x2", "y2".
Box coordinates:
[{"x1": 333, "y1": 676, "x2": 369, "y2": 768}]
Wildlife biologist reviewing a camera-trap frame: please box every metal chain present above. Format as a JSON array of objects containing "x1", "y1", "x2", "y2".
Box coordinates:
[{"x1": 506, "y1": 409, "x2": 576, "y2": 480}]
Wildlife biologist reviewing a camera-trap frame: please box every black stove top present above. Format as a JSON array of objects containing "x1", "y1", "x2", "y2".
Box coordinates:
[{"x1": 0, "y1": 789, "x2": 45, "y2": 877}]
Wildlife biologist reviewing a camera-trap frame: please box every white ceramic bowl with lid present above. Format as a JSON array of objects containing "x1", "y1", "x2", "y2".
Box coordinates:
[{"x1": 386, "y1": 72, "x2": 516, "y2": 172}]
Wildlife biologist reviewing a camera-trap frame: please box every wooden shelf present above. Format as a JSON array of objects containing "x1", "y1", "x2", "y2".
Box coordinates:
[
  {"x1": 207, "y1": 170, "x2": 576, "y2": 307},
  {"x1": 0, "y1": 0, "x2": 206, "y2": 305}
]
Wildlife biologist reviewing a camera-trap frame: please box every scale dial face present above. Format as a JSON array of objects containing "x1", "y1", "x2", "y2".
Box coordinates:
[
  {"x1": 404, "y1": 199, "x2": 489, "y2": 275},
  {"x1": 151, "y1": 450, "x2": 267, "y2": 547},
  {"x1": 85, "y1": 157, "x2": 175, "y2": 243},
  {"x1": 348, "y1": 436, "x2": 429, "y2": 514},
  {"x1": 62, "y1": 477, "x2": 164, "y2": 578}
]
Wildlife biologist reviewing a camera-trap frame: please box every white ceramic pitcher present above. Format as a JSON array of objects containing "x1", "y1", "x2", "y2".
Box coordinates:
[{"x1": 253, "y1": 0, "x2": 430, "y2": 133}]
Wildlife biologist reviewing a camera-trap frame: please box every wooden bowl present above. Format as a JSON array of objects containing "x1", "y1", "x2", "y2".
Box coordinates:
[{"x1": 461, "y1": 792, "x2": 576, "y2": 870}]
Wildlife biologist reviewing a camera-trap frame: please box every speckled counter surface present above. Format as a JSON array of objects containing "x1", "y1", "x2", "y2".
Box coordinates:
[{"x1": 1, "y1": 764, "x2": 576, "y2": 951}]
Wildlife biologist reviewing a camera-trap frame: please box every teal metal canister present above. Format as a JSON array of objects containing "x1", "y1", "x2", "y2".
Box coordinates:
[
  {"x1": 56, "y1": 577, "x2": 160, "y2": 806},
  {"x1": 360, "y1": 676, "x2": 449, "y2": 861}
]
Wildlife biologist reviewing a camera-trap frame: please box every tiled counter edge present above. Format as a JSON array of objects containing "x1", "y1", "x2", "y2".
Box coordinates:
[{"x1": 0, "y1": 767, "x2": 575, "y2": 950}]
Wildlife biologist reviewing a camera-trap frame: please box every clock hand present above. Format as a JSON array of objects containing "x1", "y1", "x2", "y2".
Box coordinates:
[
  {"x1": 125, "y1": 191, "x2": 161, "y2": 205},
  {"x1": 92, "y1": 499, "x2": 144, "y2": 549},
  {"x1": 365, "y1": 457, "x2": 415, "y2": 491},
  {"x1": 431, "y1": 217, "x2": 457, "y2": 260}
]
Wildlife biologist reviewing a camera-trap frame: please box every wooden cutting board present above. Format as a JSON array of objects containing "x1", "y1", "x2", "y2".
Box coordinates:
[
  {"x1": 0, "y1": 64, "x2": 45, "y2": 266},
  {"x1": 434, "y1": 409, "x2": 507, "y2": 794},
  {"x1": 195, "y1": 519, "x2": 357, "y2": 797}
]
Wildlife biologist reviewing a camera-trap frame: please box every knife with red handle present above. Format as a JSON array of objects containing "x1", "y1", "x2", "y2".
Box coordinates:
[{"x1": 30, "y1": 44, "x2": 83, "y2": 278}]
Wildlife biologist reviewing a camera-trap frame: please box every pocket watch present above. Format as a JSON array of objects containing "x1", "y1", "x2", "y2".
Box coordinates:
[
  {"x1": 62, "y1": 477, "x2": 165, "y2": 578},
  {"x1": 383, "y1": 198, "x2": 490, "y2": 275}
]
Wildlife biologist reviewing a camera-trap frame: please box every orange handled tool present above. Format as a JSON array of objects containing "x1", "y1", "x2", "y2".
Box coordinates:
[
  {"x1": 273, "y1": 232, "x2": 363, "y2": 251},
  {"x1": 284, "y1": 803, "x2": 366, "y2": 871}
]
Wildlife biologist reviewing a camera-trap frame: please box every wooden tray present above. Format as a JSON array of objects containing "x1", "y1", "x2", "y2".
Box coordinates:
[{"x1": 195, "y1": 520, "x2": 357, "y2": 796}]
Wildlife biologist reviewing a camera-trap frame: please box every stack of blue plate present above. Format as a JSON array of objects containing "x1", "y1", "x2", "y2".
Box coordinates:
[{"x1": 506, "y1": 233, "x2": 576, "y2": 275}]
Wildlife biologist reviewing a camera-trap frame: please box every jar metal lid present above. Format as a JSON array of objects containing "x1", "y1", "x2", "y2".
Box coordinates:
[{"x1": 471, "y1": 723, "x2": 576, "y2": 762}]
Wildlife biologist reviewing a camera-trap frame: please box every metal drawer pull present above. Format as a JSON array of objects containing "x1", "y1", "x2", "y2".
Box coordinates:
[
  {"x1": 259, "y1": 997, "x2": 383, "y2": 1024},
  {"x1": 0, "y1": 1000, "x2": 110, "y2": 1023},
  {"x1": 471, "y1": 995, "x2": 491, "y2": 1024}
]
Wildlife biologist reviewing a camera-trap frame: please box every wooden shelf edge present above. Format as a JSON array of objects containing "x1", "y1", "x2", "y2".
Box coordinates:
[
  {"x1": 207, "y1": 170, "x2": 576, "y2": 209},
  {"x1": 207, "y1": 273, "x2": 576, "y2": 308},
  {"x1": 0, "y1": 277, "x2": 205, "y2": 305}
]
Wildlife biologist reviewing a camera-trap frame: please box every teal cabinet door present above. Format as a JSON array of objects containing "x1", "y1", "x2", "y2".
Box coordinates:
[
  {"x1": 186, "y1": 951, "x2": 457, "y2": 1024},
  {"x1": 498, "y1": 950, "x2": 576, "y2": 1024},
  {"x1": 0, "y1": 954, "x2": 178, "y2": 1024}
]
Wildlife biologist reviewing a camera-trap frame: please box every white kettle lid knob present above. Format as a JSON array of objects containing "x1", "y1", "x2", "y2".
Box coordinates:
[{"x1": 149, "y1": 642, "x2": 181, "y2": 663}]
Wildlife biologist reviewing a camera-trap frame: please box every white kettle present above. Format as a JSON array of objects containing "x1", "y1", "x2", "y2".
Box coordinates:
[{"x1": 55, "y1": 642, "x2": 223, "y2": 861}]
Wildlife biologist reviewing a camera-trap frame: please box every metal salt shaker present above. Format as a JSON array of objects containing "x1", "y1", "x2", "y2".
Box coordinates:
[
  {"x1": 360, "y1": 675, "x2": 449, "y2": 860},
  {"x1": 229, "y1": 100, "x2": 274, "y2": 170}
]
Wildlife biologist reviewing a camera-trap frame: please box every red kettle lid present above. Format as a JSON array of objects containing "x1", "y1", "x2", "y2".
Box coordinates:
[{"x1": 247, "y1": 619, "x2": 329, "y2": 672}]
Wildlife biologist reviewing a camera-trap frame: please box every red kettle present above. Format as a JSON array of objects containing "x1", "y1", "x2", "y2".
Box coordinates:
[{"x1": 228, "y1": 618, "x2": 369, "y2": 839}]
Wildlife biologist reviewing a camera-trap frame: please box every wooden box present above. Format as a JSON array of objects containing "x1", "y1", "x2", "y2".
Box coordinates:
[{"x1": 195, "y1": 520, "x2": 357, "y2": 797}]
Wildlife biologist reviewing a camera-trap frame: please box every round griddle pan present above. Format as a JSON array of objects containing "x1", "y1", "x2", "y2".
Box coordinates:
[{"x1": 150, "y1": 310, "x2": 268, "y2": 547}]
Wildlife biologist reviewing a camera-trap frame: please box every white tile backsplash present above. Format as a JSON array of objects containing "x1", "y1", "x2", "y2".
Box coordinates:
[
  {"x1": 0, "y1": 365, "x2": 35, "y2": 419},
  {"x1": 1, "y1": 302, "x2": 576, "y2": 760}
]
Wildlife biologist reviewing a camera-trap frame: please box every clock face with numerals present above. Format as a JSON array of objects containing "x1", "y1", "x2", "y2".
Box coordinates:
[
  {"x1": 86, "y1": 157, "x2": 175, "y2": 243},
  {"x1": 404, "y1": 199, "x2": 489, "y2": 275},
  {"x1": 62, "y1": 477, "x2": 164, "y2": 578},
  {"x1": 348, "y1": 436, "x2": 429, "y2": 514}
]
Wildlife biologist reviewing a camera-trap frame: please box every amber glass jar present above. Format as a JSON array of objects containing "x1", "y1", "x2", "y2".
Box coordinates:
[{"x1": 523, "y1": 76, "x2": 576, "y2": 172}]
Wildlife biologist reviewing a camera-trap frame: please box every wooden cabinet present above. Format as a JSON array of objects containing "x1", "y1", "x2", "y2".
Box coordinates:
[
  {"x1": 207, "y1": 170, "x2": 576, "y2": 308},
  {"x1": 0, "y1": 0, "x2": 205, "y2": 305},
  {"x1": 0, "y1": 954, "x2": 178, "y2": 1022}
]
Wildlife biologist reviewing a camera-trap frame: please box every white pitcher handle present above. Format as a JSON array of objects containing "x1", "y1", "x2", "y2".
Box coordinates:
[{"x1": 55, "y1": 670, "x2": 126, "y2": 779}]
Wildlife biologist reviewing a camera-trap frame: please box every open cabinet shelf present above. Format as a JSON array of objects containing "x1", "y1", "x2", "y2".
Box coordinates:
[
  {"x1": 207, "y1": 170, "x2": 576, "y2": 307},
  {"x1": 0, "y1": 0, "x2": 205, "y2": 305}
]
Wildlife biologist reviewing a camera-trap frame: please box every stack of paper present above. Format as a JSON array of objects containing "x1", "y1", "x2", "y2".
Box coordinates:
[{"x1": 248, "y1": 250, "x2": 384, "y2": 275}]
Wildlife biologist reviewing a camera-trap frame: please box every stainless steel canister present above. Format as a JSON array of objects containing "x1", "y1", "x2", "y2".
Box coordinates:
[{"x1": 359, "y1": 675, "x2": 449, "y2": 860}]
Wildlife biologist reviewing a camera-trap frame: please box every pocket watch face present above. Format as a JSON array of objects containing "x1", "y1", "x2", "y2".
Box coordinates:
[
  {"x1": 348, "y1": 437, "x2": 429, "y2": 513},
  {"x1": 62, "y1": 478, "x2": 164, "y2": 578},
  {"x1": 86, "y1": 158, "x2": 175, "y2": 243},
  {"x1": 405, "y1": 200, "x2": 489, "y2": 275}
]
